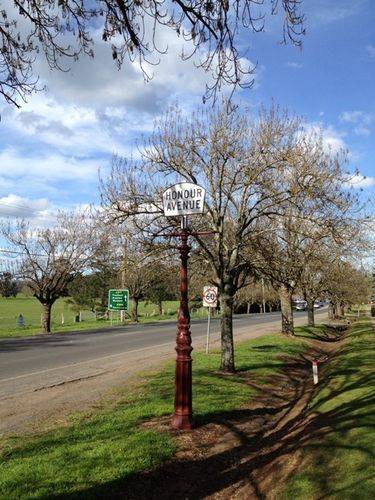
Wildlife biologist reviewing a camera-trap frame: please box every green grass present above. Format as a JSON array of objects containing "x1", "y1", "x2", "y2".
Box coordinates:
[
  {"x1": 0, "y1": 331, "x2": 309, "y2": 499},
  {"x1": 348, "y1": 304, "x2": 371, "y2": 313},
  {"x1": 282, "y1": 321, "x2": 375, "y2": 499},
  {"x1": 0, "y1": 296, "x2": 211, "y2": 338}
]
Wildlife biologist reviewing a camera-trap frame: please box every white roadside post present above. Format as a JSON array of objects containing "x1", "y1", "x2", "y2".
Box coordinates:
[
  {"x1": 203, "y1": 286, "x2": 218, "y2": 354},
  {"x1": 312, "y1": 359, "x2": 319, "y2": 384}
]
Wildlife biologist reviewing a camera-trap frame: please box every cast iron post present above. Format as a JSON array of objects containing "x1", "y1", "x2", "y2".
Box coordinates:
[{"x1": 171, "y1": 216, "x2": 193, "y2": 430}]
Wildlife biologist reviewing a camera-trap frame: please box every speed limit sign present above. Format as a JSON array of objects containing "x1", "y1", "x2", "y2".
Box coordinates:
[{"x1": 203, "y1": 286, "x2": 218, "y2": 307}]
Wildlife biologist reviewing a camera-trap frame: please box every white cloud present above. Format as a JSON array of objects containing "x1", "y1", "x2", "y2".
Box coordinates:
[
  {"x1": 2, "y1": 96, "x2": 133, "y2": 157},
  {"x1": 0, "y1": 194, "x2": 49, "y2": 217},
  {"x1": 2, "y1": 0, "x2": 258, "y2": 115},
  {"x1": 0, "y1": 148, "x2": 102, "y2": 182},
  {"x1": 340, "y1": 111, "x2": 373, "y2": 125},
  {"x1": 0, "y1": 24, "x2": 258, "y2": 186},
  {"x1": 286, "y1": 62, "x2": 303, "y2": 69},
  {"x1": 33, "y1": 28, "x2": 217, "y2": 112},
  {"x1": 344, "y1": 174, "x2": 375, "y2": 189},
  {"x1": 304, "y1": 123, "x2": 347, "y2": 154},
  {"x1": 0, "y1": 194, "x2": 59, "y2": 228},
  {"x1": 353, "y1": 126, "x2": 371, "y2": 137},
  {"x1": 322, "y1": 127, "x2": 347, "y2": 153},
  {"x1": 0, "y1": 195, "x2": 98, "y2": 229},
  {"x1": 30, "y1": 24, "x2": 256, "y2": 114},
  {"x1": 340, "y1": 110, "x2": 373, "y2": 137},
  {"x1": 309, "y1": 0, "x2": 365, "y2": 24}
]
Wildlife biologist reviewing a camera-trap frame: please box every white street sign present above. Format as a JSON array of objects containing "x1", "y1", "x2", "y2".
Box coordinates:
[
  {"x1": 203, "y1": 286, "x2": 218, "y2": 308},
  {"x1": 163, "y1": 182, "x2": 205, "y2": 216}
]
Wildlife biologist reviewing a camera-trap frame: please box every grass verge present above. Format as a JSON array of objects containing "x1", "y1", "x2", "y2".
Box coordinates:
[
  {"x1": 282, "y1": 320, "x2": 375, "y2": 499},
  {"x1": 0, "y1": 297, "x2": 212, "y2": 339},
  {"x1": 0, "y1": 331, "x2": 309, "y2": 499}
]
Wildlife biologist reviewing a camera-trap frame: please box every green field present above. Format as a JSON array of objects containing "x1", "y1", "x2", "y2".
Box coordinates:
[
  {"x1": 0, "y1": 295, "x2": 210, "y2": 338},
  {"x1": 0, "y1": 330, "x2": 309, "y2": 499}
]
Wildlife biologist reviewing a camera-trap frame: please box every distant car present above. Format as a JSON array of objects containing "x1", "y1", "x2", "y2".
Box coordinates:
[
  {"x1": 314, "y1": 301, "x2": 324, "y2": 308},
  {"x1": 293, "y1": 299, "x2": 307, "y2": 311}
]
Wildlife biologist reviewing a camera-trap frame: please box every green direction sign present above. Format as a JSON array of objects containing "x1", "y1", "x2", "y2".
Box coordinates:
[{"x1": 108, "y1": 289, "x2": 129, "y2": 311}]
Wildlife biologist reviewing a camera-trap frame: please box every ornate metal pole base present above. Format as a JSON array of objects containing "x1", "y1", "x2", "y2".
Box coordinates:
[
  {"x1": 171, "y1": 221, "x2": 193, "y2": 430},
  {"x1": 171, "y1": 349, "x2": 193, "y2": 430}
]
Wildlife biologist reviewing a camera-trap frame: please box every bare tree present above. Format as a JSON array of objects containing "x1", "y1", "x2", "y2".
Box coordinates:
[
  {"x1": 120, "y1": 238, "x2": 160, "y2": 322},
  {"x1": 1, "y1": 211, "x2": 93, "y2": 333},
  {"x1": 146, "y1": 262, "x2": 178, "y2": 316},
  {"x1": 89, "y1": 228, "x2": 122, "y2": 310},
  {"x1": 101, "y1": 103, "x2": 328, "y2": 371},
  {"x1": 0, "y1": 271, "x2": 19, "y2": 297},
  {"x1": 235, "y1": 277, "x2": 279, "y2": 313},
  {"x1": 325, "y1": 261, "x2": 371, "y2": 318},
  {"x1": 1, "y1": 1, "x2": 304, "y2": 106},
  {"x1": 299, "y1": 240, "x2": 349, "y2": 326},
  {"x1": 299, "y1": 251, "x2": 333, "y2": 327},
  {"x1": 250, "y1": 130, "x2": 360, "y2": 335}
]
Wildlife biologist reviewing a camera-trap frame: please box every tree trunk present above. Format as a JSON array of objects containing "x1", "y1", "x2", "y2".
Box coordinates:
[
  {"x1": 328, "y1": 303, "x2": 334, "y2": 319},
  {"x1": 42, "y1": 302, "x2": 52, "y2": 333},
  {"x1": 246, "y1": 302, "x2": 251, "y2": 314},
  {"x1": 220, "y1": 289, "x2": 235, "y2": 372},
  {"x1": 307, "y1": 299, "x2": 315, "y2": 327},
  {"x1": 158, "y1": 300, "x2": 163, "y2": 316},
  {"x1": 340, "y1": 303, "x2": 346, "y2": 317},
  {"x1": 279, "y1": 284, "x2": 294, "y2": 335},
  {"x1": 131, "y1": 297, "x2": 139, "y2": 322},
  {"x1": 333, "y1": 301, "x2": 340, "y2": 319}
]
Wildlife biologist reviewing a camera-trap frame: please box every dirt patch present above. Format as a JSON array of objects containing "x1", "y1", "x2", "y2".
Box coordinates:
[{"x1": 114, "y1": 327, "x2": 346, "y2": 500}]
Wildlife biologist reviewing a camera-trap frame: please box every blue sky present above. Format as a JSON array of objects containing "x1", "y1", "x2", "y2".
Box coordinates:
[{"x1": 0, "y1": 0, "x2": 374, "y2": 225}]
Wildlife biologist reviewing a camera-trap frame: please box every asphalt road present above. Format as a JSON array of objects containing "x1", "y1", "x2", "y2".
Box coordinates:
[{"x1": 0, "y1": 310, "x2": 326, "y2": 398}]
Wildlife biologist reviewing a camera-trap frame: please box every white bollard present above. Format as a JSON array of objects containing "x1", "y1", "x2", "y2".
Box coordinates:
[{"x1": 312, "y1": 359, "x2": 319, "y2": 385}]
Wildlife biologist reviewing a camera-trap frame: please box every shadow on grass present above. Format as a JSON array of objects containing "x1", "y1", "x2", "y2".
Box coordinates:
[
  {"x1": 48, "y1": 323, "x2": 375, "y2": 500},
  {"x1": 294, "y1": 323, "x2": 347, "y2": 343}
]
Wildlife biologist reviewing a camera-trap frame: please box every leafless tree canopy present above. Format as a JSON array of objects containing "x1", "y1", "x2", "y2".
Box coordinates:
[
  {"x1": 1, "y1": 0, "x2": 304, "y2": 106},
  {"x1": 1, "y1": 211, "x2": 94, "y2": 332},
  {"x1": 325, "y1": 260, "x2": 372, "y2": 318},
  {"x1": 101, "y1": 102, "x2": 363, "y2": 369}
]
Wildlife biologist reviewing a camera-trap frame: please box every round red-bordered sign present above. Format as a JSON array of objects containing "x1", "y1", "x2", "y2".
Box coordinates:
[{"x1": 203, "y1": 286, "x2": 218, "y2": 307}]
